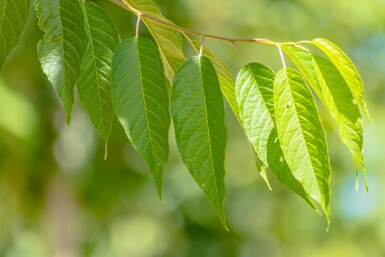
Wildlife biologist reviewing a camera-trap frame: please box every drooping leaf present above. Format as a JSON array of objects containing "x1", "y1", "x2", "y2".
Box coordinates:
[
  {"x1": 0, "y1": 0, "x2": 30, "y2": 71},
  {"x1": 171, "y1": 56, "x2": 227, "y2": 228},
  {"x1": 78, "y1": 1, "x2": 120, "y2": 143},
  {"x1": 191, "y1": 40, "x2": 238, "y2": 118},
  {"x1": 122, "y1": 0, "x2": 185, "y2": 80},
  {"x1": 191, "y1": 41, "x2": 273, "y2": 187},
  {"x1": 236, "y1": 63, "x2": 316, "y2": 209},
  {"x1": 281, "y1": 44, "x2": 322, "y2": 99},
  {"x1": 112, "y1": 37, "x2": 170, "y2": 198},
  {"x1": 34, "y1": 0, "x2": 86, "y2": 123},
  {"x1": 312, "y1": 55, "x2": 367, "y2": 190},
  {"x1": 311, "y1": 38, "x2": 370, "y2": 122},
  {"x1": 274, "y1": 67, "x2": 331, "y2": 219}
]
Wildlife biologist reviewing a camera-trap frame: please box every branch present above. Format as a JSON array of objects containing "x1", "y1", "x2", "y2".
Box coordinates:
[{"x1": 108, "y1": 0, "x2": 278, "y2": 45}]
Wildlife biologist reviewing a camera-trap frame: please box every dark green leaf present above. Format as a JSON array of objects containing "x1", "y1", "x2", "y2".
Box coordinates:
[
  {"x1": 171, "y1": 56, "x2": 227, "y2": 228},
  {"x1": 274, "y1": 67, "x2": 331, "y2": 219},
  {"x1": 236, "y1": 63, "x2": 316, "y2": 209},
  {"x1": 312, "y1": 55, "x2": 367, "y2": 190},
  {"x1": 122, "y1": 0, "x2": 185, "y2": 81},
  {"x1": 34, "y1": 0, "x2": 86, "y2": 123},
  {"x1": 191, "y1": 41, "x2": 273, "y2": 186},
  {"x1": 0, "y1": 0, "x2": 30, "y2": 71},
  {"x1": 191, "y1": 40, "x2": 238, "y2": 118},
  {"x1": 78, "y1": 1, "x2": 120, "y2": 143},
  {"x1": 112, "y1": 37, "x2": 170, "y2": 198}
]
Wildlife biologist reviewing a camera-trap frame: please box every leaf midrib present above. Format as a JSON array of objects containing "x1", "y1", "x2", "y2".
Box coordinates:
[
  {"x1": 248, "y1": 65, "x2": 275, "y2": 130},
  {"x1": 136, "y1": 38, "x2": 158, "y2": 172},
  {"x1": 58, "y1": 0, "x2": 70, "y2": 98},
  {"x1": 198, "y1": 57, "x2": 220, "y2": 203},
  {"x1": 0, "y1": 0, "x2": 8, "y2": 32},
  {"x1": 83, "y1": 3, "x2": 108, "y2": 135}
]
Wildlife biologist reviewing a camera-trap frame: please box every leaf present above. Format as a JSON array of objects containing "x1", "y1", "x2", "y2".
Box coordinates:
[
  {"x1": 281, "y1": 44, "x2": 322, "y2": 99},
  {"x1": 112, "y1": 37, "x2": 170, "y2": 198},
  {"x1": 274, "y1": 67, "x2": 331, "y2": 219},
  {"x1": 236, "y1": 63, "x2": 316, "y2": 209},
  {"x1": 0, "y1": 0, "x2": 30, "y2": 71},
  {"x1": 312, "y1": 55, "x2": 367, "y2": 190},
  {"x1": 122, "y1": 0, "x2": 185, "y2": 80},
  {"x1": 191, "y1": 41, "x2": 273, "y2": 187},
  {"x1": 78, "y1": 1, "x2": 120, "y2": 143},
  {"x1": 191, "y1": 40, "x2": 238, "y2": 118},
  {"x1": 171, "y1": 56, "x2": 227, "y2": 228},
  {"x1": 34, "y1": 0, "x2": 86, "y2": 124},
  {"x1": 311, "y1": 38, "x2": 370, "y2": 122}
]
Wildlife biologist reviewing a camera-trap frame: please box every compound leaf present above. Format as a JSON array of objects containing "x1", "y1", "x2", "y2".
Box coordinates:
[
  {"x1": 313, "y1": 55, "x2": 367, "y2": 190},
  {"x1": 274, "y1": 67, "x2": 331, "y2": 219},
  {"x1": 34, "y1": 0, "x2": 86, "y2": 124},
  {"x1": 171, "y1": 56, "x2": 227, "y2": 228},
  {"x1": 78, "y1": 1, "x2": 120, "y2": 143},
  {"x1": 312, "y1": 38, "x2": 370, "y2": 122},
  {"x1": 112, "y1": 37, "x2": 170, "y2": 198},
  {"x1": 236, "y1": 63, "x2": 316, "y2": 209},
  {"x1": 122, "y1": 0, "x2": 185, "y2": 80},
  {"x1": 0, "y1": 0, "x2": 30, "y2": 71}
]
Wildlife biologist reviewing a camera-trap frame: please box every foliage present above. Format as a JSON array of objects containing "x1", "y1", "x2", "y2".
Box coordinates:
[{"x1": 0, "y1": 0, "x2": 370, "y2": 227}]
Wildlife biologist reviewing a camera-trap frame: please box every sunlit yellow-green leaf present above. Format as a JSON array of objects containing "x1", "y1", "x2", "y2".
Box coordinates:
[
  {"x1": 236, "y1": 63, "x2": 316, "y2": 209},
  {"x1": 281, "y1": 44, "x2": 322, "y2": 99},
  {"x1": 313, "y1": 55, "x2": 367, "y2": 190},
  {"x1": 274, "y1": 67, "x2": 331, "y2": 219},
  {"x1": 311, "y1": 38, "x2": 370, "y2": 122}
]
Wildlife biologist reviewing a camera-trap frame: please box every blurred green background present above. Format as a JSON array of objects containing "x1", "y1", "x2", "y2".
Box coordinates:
[{"x1": 1, "y1": 0, "x2": 385, "y2": 256}]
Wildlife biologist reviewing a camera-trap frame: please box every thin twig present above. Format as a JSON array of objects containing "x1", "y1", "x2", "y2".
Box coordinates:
[
  {"x1": 108, "y1": 0, "x2": 278, "y2": 45},
  {"x1": 181, "y1": 31, "x2": 200, "y2": 54},
  {"x1": 276, "y1": 44, "x2": 286, "y2": 68},
  {"x1": 199, "y1": 35, "x2": 205, "y2": 57},
  {"x1": 232, "y1": 42, "x2": 248, "y2": 64},
  {"x1": 136, "y1": 14, "x2": 141, "y2": 38}
]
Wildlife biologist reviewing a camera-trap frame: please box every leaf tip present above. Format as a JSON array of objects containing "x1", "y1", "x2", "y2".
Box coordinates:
[
  {"x1": 151, "y1": 168, "x2": 164, "y2": 202},
  {"x1": 155, "y1": 185, "x2": 163, "y2": 202},
  {"x1": 65, "y1": 113, "x2": 72, "y2": 126},
  {"x1": 220, "y1": 217, "x2": 230, "y2": 231}
]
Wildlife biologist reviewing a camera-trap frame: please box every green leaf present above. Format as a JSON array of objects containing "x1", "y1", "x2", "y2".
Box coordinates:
[
  {"x1": 34, "y1": 0, "x2": 86, "y2": 124},
  {"x1": 122, "y1": 0, "x2": 185, "y2": 80},
  {"x1": 274, "y1": 67, "x2": 331, "y2": 219},
  {"x1": 236, "y1": 63, "x2": 316, "y2": 209},
  {"x1": 112, "y1": 37, "x2": 170, "y2": 198},
  {"x1": 281, "y1": 44, "x2": 322, "y2": 99},
  {"x1": 190, "y1": 41, "x2": 273, "y2": 187},
  {"x1": 191, "y1": 40, "x2": 238, "y2": 118},
  {"x1": 312, "y1": 55, "x2": 367, "y2": 190},
  {"x1": 311, "y1": 38, "x2": 370, "y2": 122},
  {"x1": 78, "y1": 1, "x2": 120, "y2": 143},
  {"x1": 0, "y1": 0, "x2": 30, "y2": 71},
  {"x1": 171, "y1": 56, "x2": 227, "y2": 228}
]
